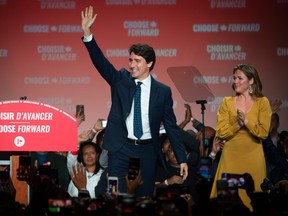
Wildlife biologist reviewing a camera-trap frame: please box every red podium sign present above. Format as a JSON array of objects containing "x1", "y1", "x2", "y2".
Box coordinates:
[{"x1": 0, "y1": 100, "x2": 78, "y2": 151}]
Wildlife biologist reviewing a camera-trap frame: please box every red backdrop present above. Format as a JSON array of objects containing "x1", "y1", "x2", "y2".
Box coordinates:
[{"x1": 0, "y1": 0, "x2": 287, "y2": 137}]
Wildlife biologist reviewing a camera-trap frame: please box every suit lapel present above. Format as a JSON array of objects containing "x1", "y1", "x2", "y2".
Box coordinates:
[{"x1": 128, "y1": 77, "x2": 136, "y2": 111}]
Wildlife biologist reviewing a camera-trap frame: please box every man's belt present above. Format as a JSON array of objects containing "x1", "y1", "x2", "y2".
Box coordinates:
[{"x1": 126, "y1": 138, "x2": 153, "y2": 145}]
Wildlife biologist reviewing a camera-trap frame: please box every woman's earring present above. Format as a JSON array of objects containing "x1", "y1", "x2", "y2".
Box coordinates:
[{"x1": 248, "y1": 85, "x2": 254, "y2": 94}]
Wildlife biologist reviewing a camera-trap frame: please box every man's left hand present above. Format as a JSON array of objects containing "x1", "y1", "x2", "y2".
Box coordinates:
[{"x1": 180, "y1": 163, "x2": 188, "y2": 180}]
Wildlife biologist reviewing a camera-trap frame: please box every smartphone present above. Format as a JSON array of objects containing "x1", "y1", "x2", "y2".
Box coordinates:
[
  {"x1": 101, "y1": 120, "x2": 107, "y2": 128},
  {"x1": 216, "y1": 179, "x2": 230, "y2": 198},
  {"x1": 108, "y1": 176, "x2": 118, "y2": 194},
  {"x1": 76, "y1": 104, "x2": 85, "y2": 116},
  {"x1": 199, "y1": 156, "x2": 212, "y2": 181},
  {"x1": 128, "y1": 157, "x2": 140, "y2": 181},
  {"x1": 221, "y1": 173, "x2": 245, "y2": 188},
  {"x1": 18, "y1": 155, "x2": 31, "y2": 181}
]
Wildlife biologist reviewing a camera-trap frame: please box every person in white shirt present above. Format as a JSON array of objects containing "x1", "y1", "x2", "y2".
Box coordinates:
[{"x1": 67, "y1": 141, "x2": 107, "y2": 198}]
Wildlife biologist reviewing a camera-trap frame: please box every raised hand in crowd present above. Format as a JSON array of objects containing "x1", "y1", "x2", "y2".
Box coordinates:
[
  {"x1": 125, "y1": 171, "x2": 143, "y2": 195},
  {"x1": 178, "y1": 103, "x2": 193, "y2": 129},
  {"x1": 70, "y1": 162, "x2": 87, "y2": 193},
  {"x1": 78, "y1": 129, "x2": 95, "y2": 143},
  {"x1": 269, "y1": 98, "x2": 282, "y2": 114},
  {"x1": 76, "y1": 108, "x2": 85, "y2": 127},
  {"x1": 211, "y1": 137, "x2": 224, "y2": 156},
  {"x1": 195, "y1": 130, "x2": 204, "y2": 157},
  {"x1": 77, "y1": 118, "x2": 106, "y2": 144},
  {"x1": 184, "y1": 103, "x2": 193, "y2": 119},
  {"x1": 91, "y1": 118, "x2": 106, "y2": 132}
]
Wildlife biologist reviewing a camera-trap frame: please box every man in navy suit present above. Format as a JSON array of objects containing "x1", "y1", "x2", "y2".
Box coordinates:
[{"x1": 81, "y1": 6, "x2": 188, "y2": 197}]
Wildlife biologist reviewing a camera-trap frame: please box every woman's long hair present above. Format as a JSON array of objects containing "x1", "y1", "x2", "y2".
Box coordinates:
[{"x1": 232, "y1": 63, "x2": 264, "y2": 98}]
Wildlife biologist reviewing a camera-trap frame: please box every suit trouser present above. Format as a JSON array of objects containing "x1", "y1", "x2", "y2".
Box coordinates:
[{"x1": 108, "y1": 141, "x2": 157, "y2": 197}]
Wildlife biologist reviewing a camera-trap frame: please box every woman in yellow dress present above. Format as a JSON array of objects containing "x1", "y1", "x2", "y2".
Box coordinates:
[{"x1": 210, "y1": 64, "x2": 272, "y2": 211}]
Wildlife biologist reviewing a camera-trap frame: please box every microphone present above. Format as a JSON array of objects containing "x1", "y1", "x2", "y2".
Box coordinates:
[{"x1": 195, "y1": 100, "x2": 207, "y2": 104}]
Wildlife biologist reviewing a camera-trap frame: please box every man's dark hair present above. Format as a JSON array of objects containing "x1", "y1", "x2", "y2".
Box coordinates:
[{"x1": 129, "y1": 44, "x2": 156, "y2": 71}]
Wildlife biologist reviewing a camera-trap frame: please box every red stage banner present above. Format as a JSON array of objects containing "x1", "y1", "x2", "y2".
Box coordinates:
[{"x1": 0, "y1": 100, "x2": 78, "y2": 151}]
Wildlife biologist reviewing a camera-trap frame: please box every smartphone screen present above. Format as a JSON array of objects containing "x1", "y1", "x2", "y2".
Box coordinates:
[
  {"x1": 128, "y1": 157, "x2": 140, "y2": 181},
  {"x1": 199, "y1": 156, "x2": 212, "y2": 181},
  {"x1": 216, "y1": 179, "x2": 230, "y2": 198},
  {"x1": 76, "y1": 105, "x2": 85, "y2": 116},
  {"x1": 18, "y1": 156, "x2": 31, "y2": 181},
  {"x1": 108, "y1": 176, "x2": 118, "y2": 194},
  {"x1": 221, "y1": 173, "x2": 245, "y2": 188}
]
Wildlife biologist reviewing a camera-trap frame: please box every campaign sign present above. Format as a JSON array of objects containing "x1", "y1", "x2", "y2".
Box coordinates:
[{"x1": 0, "y1": 100, "x2": 78, "y2": 151}]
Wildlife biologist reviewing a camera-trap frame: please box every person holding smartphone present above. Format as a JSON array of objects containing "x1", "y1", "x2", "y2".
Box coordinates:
[
  {"x1": 81, "y1": 6, "x2": 188, "y2": 198},
  {"x1": 76, "y1": 104, "x2": 85, "y2": 126}
]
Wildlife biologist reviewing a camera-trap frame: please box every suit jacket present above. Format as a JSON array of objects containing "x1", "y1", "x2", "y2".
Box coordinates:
[
  {"x1": 83, "y1": 37, "x2": 187, "y2": 164},
  {"x1": 263, "y1": 134, "x2": 288, "y2": 184}
]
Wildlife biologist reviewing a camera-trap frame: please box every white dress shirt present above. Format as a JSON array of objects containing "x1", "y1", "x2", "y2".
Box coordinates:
[
  {"x1": 67, "y1": 168, "x2": 104, "y2": 198},
  {"x1": 126, "y1": 76, "x2": 152, "y2": 140}
]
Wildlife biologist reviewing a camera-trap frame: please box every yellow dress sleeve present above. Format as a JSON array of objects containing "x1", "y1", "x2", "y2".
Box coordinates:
[
  {"x1": 245, "y1": 96, "x2": 272, "y2": 140},
  {"x1": 215, "y1": 97, "x2": 240, "y2": 140}
]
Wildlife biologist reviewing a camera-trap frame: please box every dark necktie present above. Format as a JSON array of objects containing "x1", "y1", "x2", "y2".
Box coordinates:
[{"x1": 134, "y1": 81, "x2": 143, "y2": 139}]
